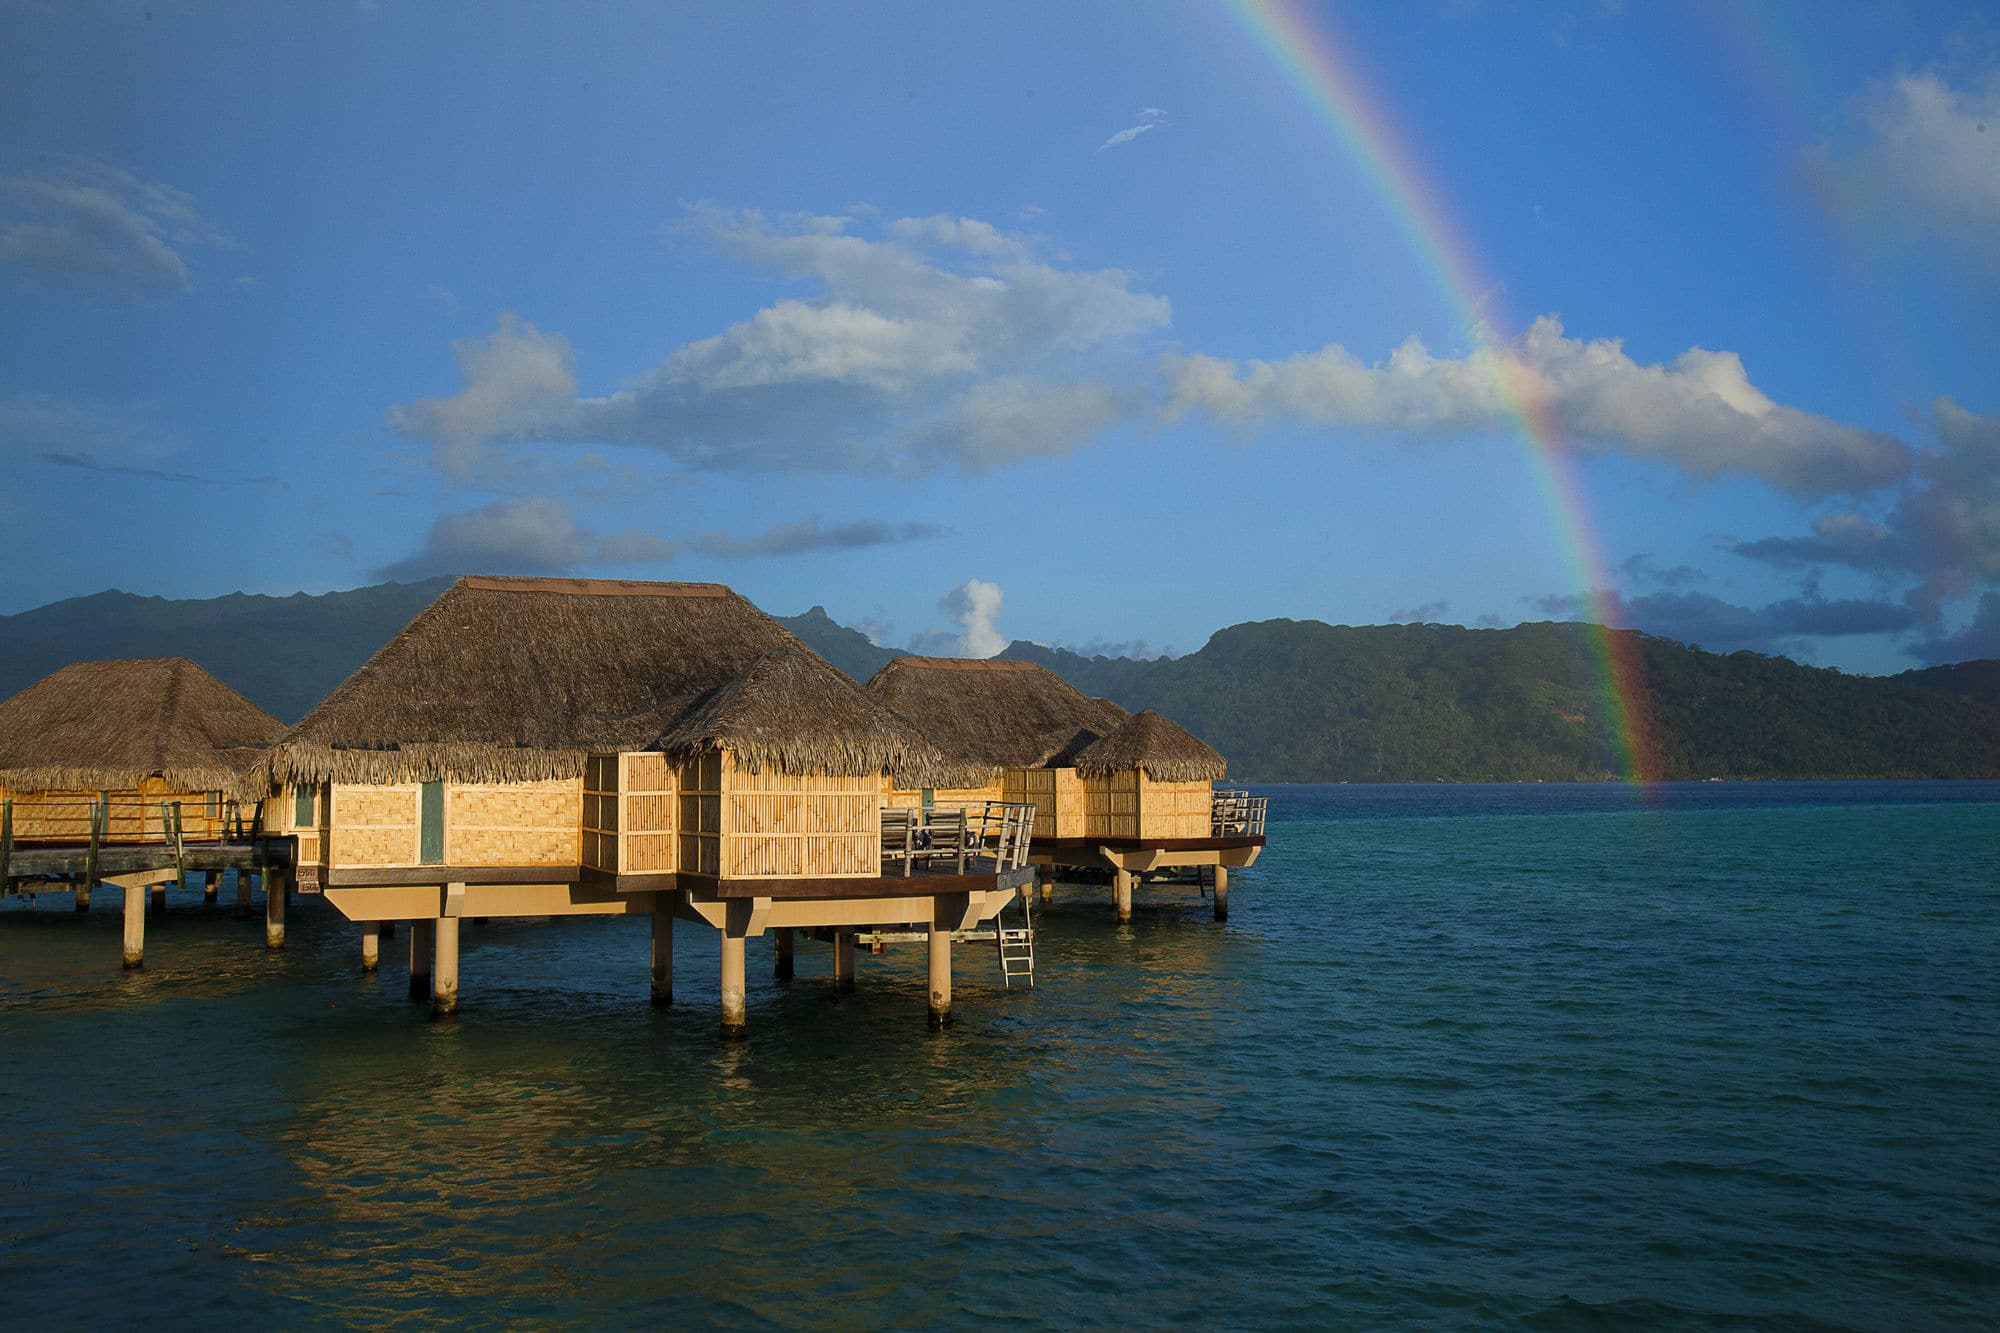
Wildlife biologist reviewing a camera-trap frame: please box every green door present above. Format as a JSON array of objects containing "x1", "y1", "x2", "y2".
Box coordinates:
[
  {"x1": 419, "y1": 781, "x2": 444, "y2": 864},
  {"x1": 294, "y1": 784, "x2": 316, "y2": 828}
]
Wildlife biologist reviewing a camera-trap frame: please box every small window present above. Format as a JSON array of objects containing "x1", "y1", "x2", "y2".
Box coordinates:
[{"x1": 294, "y1": 784, "x2": 315, "y2": 828}]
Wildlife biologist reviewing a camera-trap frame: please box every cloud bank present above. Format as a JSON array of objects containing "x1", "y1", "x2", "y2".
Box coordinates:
[
  {"x1": 374, "y1": 497, "x2": 672, "y2": 580},
  {"x1": 0, "y1": 158, "x2": 226, "y2": 298}
]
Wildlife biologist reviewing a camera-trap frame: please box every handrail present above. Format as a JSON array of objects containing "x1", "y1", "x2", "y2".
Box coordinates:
[
  {"x1": 0, "y1": 789, "x2": 259, "y2": 845},
  {"x1": 880, "y1": 800, "x2": 1038, "y2": 873}
]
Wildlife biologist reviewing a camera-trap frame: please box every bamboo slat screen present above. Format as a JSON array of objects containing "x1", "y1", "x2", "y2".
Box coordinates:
[
  {"x1": 1083, "y1": 770, "x2": 1142, "y2": 838},
  {"x1": 1138, "y1": 776, "x2": 1215, "y2": 838},
  {"x1": 445, "y1": 779, "x2": 579, "y2": 867},
  {"x1": 1003, "y1": 768, "x2": 1082, "y2": 839},
  {"x1": 619, "y1": 751, "x2": 674, "y2": 875},
  {"x1": 582, "y1": 755, "x2": 618, "y2": 873},
  {"x1": 330, "y1": 783, "x2": 419, "y2": 867},
  {"x1": 677, "y1": 752, "x2": 722, "y2": 877},
  {"x1": 723, "y1": 762, "x2": 878, "y2": 879}
]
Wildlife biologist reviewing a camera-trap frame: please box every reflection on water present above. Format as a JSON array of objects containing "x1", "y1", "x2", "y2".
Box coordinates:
[{"x1": 4, "y1": 784, "x2": 1999, "y2": 1326}]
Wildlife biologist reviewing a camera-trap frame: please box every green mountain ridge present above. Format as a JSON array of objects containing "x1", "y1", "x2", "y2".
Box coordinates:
[{"x1": 2, "y1": 580, "x2": 1994, "y2": 781}]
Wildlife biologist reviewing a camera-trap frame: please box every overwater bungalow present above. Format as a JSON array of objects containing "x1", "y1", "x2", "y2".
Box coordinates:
[
  {"x1": 262, "y1": 576, "x2": 1034, "y2": 1033},
  {"x1": 865, "y1": 657, "x2": 1265, "y2": 920},
  {"x1": 0, "y1": 657, "x2": 286, "y2": 964}
]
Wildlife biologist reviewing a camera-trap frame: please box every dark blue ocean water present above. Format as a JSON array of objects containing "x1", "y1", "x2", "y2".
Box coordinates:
[{"x1": 3, "y1": 782, "x2": 1998, "y2": 1329}]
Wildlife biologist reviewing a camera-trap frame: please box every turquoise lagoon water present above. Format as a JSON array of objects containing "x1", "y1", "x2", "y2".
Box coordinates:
[{"x1": 3, "y1": 782, "x2": 1998, "y2": 1328}]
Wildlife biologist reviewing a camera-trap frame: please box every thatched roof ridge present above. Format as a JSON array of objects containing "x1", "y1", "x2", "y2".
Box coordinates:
[
  {"x1": 1074, "y1": 708, "x2": 1227, "y2": 782},
  {"x1": 0, "y1": 657, "x2": 284, "y2": 800},
  {"x1": 269, "y1": 576, "x2": 814, "y2": 785},
  {"x1": 865, "y1": 655, "x2": 1130, "y2": 776},
  {"x1": 655, "y1": 647, "x2": 967, "y2": 785}
]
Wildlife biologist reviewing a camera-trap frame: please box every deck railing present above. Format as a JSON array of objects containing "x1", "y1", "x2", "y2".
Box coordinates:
[
  {"x1": 1211, "y1": 789, "x2": 1268, "y2": 837},
  {"x1": 0, "y1": 792, "x2": 257, "y2": 846},
  {"x1": 881, "y1": 800, "x2": 1037, "y2": 876}
]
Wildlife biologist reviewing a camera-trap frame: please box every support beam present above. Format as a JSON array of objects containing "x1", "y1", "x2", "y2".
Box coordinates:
[
  {"x1": 719, "y1": 931, "x2": 747, "y2": 1040},
  {"x1": 432, "y1": 916, "x2": 460, "y2": 1017},
  {"x1": 650, "y1": 904, "x2": 674, "y2": 1006},
  {"x1": 408, "y1": 919, "x2": 433, "y2": 1001},
  {"x1": 1212, "y1": 865, "x2": 1229, "y2": 922},
  {"x1": 1114, "y1": 868, "x2": 1133, "y2": 924},
  {"x1": 122, "y1": 884, "x2": 145, "y2": 970},
  {"x1": 264, "y1": 869, "x2": 286, "y2": 950},
  {"x1": 928, "y1": 903, "x2": 953, "y2": 1031},
  {"x1": 833, "y1": 929, "x2": 856, "y2": 994},
  {"x1": 235, "y1": 868, "x2": 253, "y2": 919},
  {"x1": 773, "y1": 927, "x2": 794, "y2": 981},
  {"x1": 361, "y1": 920, "x2": 380, "y2": 973}
]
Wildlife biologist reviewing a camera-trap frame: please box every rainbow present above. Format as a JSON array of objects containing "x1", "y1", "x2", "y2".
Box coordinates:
[{"x1": 1226, "y1": 0, "x2": 1660, "y2": 784}]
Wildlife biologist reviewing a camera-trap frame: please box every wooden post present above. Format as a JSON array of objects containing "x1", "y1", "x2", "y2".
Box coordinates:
[
  {"x1": 408, "y1": 919, "x2": 434, "y2": 1001},
  {"x1": 650, "y1": 903, "x2": 673, "y2": 1006},
  {"x1": 432, "y1": 916, "x2": 460, "y2": 1017},
  {"x1": 264, "y1": 869, "x2": 286, "y2": 949},
  {"x1": 1212, "y1": 865, "x2": 1229, "y2": 922},
  {"x1": 833, "y1": 929, "x2": 856, "y2": 994},
  {"x1": 1114, "y1": 868, "x2": 1133, "y2": 923},
  {"x1": 361, "y1": 921, "x2": 381, "y2": 973},
  {"x1": 719, "y1": 931, "x2": 747, "y2": 1040},
  {"x1": 773, "y1": 927, "x2": 795, "y2": 981},
  {"x1": 122, "y1": 884, "x2": 146, "y2": 970},
  {"x1": 928, "y1": 903, "x2": 953, "y2": 1030}
]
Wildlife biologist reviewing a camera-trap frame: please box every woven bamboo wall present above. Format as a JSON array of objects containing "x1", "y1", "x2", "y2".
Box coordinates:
[
  {"x1": 581, "y1": 755, "x2": 618, "y2": 873},
  {"x1": 1002, "y1": 767, "x2": 1082, "y2": 839},
  {"x1": 883, "y1": 780, "x2": 1003, "y2": 809},
  {"x1": 329, "y1": 783, "x2": 418, "y2": 868},
  {"x1": 619, "y1": 751, "x2": 674, "y2": 875},
  {"x1": 446, "y1": 779, "x2": 579, "y2": 867},
  {"x1": 724, "y1": 760, "x2": 878, "y2": 879},
  {"x1": 1083, "y1": 770, "x2": 1141, "y2": 838},
  {"x1": 1138, "y1": 775, "x2": 1214, "y2": 838},
  {"x1": 282, "y1": 781, "x2": 331, "y2": 868},
  {"x1": 677, "y1": 753, "x2": 722, "y2": 877}
]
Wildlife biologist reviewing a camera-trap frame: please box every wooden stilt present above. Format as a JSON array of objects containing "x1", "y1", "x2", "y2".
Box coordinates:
[
  {"x1": 431, "y1": 916, "x2": 460, "y2": 1017},
  {"x1": 235, "y1": 868, "x2": 253, "y2": 919},
  {"x1": 408, "y1": 919, "x2": 434, "y2": 1001},
  {"x1": 774, "y1": 927, "x2": 795, "y2": 981},
  {"x1": 1212, "y1": 865, "x2": 1229, "y2": 922},
  {"x1": 650, "y1": 904, "x2": 674, "y2": 1006},
  {"x1": 719, "y1": 931, "x2": 747, "y2": 1040},
  {"x1": 264, "y1": 869, "x2": 286, "y2": 950},
  {"x1": 1114, "y1": 868, "x2": 1133, "y2": 923},
  {"x1": 833, "y1": 929, "x2": 856, "y2": 994},
  {"x1": 122, "y1": 884, "x2": 145, "y2": 970},
  {"x1": 928, "y1": 903, "x2": 953, "y2": 1030},
  {"x1": 361, "y1": 921, "x2": 381, "y2": 973}
]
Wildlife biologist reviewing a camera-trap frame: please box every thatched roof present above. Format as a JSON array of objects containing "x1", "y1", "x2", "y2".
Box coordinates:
[
  {"x1": 270, "y1": 576, "x2": 923, "y2": 786},
  {"x1": 864, "y1": 656, "x2": 1130, "y2": 778},
  {"x1": 655, "y1": 647, "x2": 966, "y2": 785},
  {"x1": 1074, "y1": 708, "x2": 1226, "y2": 783},
  {"x1": 0, "y1": 657, "x2": 284, "y2": 800}
]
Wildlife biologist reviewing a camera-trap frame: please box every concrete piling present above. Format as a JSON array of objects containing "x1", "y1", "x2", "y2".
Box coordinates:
[
  {"x1": 927, "y1": 910, "x2": 953, "y2": 1031},
  {"x1": 200, "y1": 871, "x2": 216, "y2": 906},
  {"x1": 264, "y1": 870, "x2": 286, "y2": 950},
  {"x1": 75, "y1": 878, "x2": 91, "y2": 912},
  {"x1": 773, "y1": 927, "x2": 794, "y2": 981},
  {"x1": 235, "y1": 869, "x2": 253, "y2": 919},
  {"x1": 361, "y1": 921, "x2": 380, "y2": 973},
  {"x1": 408, "y1": 919, "x2": 433, "y2": 1001},
  {"x1": 650, "y1": 905, "x2": 674, "y2": 1006},
  {"x1": 833, "y1": 929, "x2": 856, "y2": 994},
  {"x1": 150, "y1": 885, "x2": 167, "y2": 915},
  {"x1": 121, "y1": 884, "x2": 145, "y2": 970},
  {"x1": 1114, "y1": 869, "x2": 1134, "y2": 924},
  {"x1": 431, "y1": 916, "x2": 460, "y2": 1017},
  {"x1": 719, "y1": 932, "x2": 747, "y2": 1040},
  {"x1": 1212, "y1": 865, "x2": 1229, "y2": 922}
]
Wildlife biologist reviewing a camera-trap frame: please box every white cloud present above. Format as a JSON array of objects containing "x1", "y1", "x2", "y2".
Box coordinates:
[
  {"x1": 375, "y1": 496, "x2": 673, "y2": 580},
  {"x1": 1101, "y1": 108, "x2": 1168, "y2": 151},
  {"x1": 0, "y1": 158, "x2": 226, "y2": 298},
  {"x1": 914, "y1": 378, "x2": 1133, "y2": 472},
  {"x1": 1164, "y1": 315, "x2": 1912, "y2": 497},
  {"x1": 684, "y1": 518, "x2": 944, "y2": 558},
  {"x1": 910, "y1": 578, "x2": 1005, "y2": 657},
  {"x1": 390, "y1": 208, "x2": 1167, "y2": 478},
  {"x1": 1809, "y1": 65, "x2": 2000, "y2": 264}
]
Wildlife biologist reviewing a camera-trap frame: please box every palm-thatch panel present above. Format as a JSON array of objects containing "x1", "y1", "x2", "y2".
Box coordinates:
[
  {"x1": 1073, "y1": 709, "x2": 1227, "y2": 783},
  {"x1": 864, "y1": 657, "x2": 1129, "y2": 776},
  {"x1": 0, "y1": 657, "x2": 284, "y2": 801}
]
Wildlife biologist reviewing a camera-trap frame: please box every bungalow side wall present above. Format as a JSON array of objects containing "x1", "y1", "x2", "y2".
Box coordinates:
[
  {"x1": 1136, "y1": 775, "x2": 1215, "y2": 839},
  {"x1": 281, "y1": 777, "x2": 578, "y2": 871},
  {"x1": 583, "y1": 753, "x2": 676, "y2": 877},
  {"x1": 881, "y1": 778, "x2": 1006, "y2": 810},
  {"x1": 720, "y1": 752, "x2": 879, "y2": 879},
  {"x1": 1002, "y1": 767, "x2": 1083, "y2": 840}
]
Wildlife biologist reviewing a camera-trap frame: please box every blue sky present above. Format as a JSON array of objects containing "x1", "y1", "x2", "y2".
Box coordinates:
[{"x1": 2, "y1": 0, "x2": 1995, "y2": 672}]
